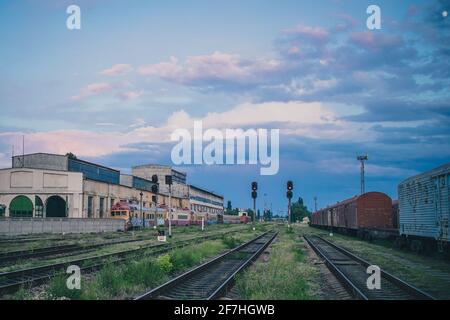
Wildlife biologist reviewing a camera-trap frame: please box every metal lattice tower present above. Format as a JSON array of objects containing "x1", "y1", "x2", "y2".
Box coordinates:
[{"x1": 357, "y1": 155, "x2": 368, "y2": 195}]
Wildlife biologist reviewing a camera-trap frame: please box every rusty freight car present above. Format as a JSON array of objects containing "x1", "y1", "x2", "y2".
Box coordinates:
[{"x1": 311, "y1": 192, "x2": 396, "y2": 239}]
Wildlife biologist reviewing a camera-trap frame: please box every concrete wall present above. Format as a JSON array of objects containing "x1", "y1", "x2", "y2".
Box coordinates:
[
  {"x1": 0, "y1": 218, "x2": 126, "y2": 235},
  {"x1": 12, "y1": 153, "x2": 68, "y2": 171},
  {"x1": 83, "y1": 179, "x2": 189, "y2": 218},
  {"x1": 132, "y1": 165, "x2": 189, "y2": 199},
  {"x1": 189, "y1": 185, "x2": 224, "y2": 214},
  {"x1": 119, "y1": 174, "x2": 133, "y2": 188},
  {"x1": 0, "y1": 168, "x2": 84, "y2": 218}
]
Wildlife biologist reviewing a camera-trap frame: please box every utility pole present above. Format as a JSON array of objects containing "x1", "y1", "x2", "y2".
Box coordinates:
[
  {"x1": 166, "y1": 175, "x2": 173, "y2": 237},
  {"x1": 314, "y1": 196, "x2": 317, "y2": 212},
  {"x1": 22, "y1": 135, "x2": 25, "y2": 168},
  {"x1": 287, "y1": 181, "x2": 293, "y2": 226},
  {"x1": 263, "y1": 193, "x2": 267, "y2": 222},
  {"x1": 357, "y1": 155, "x2": 368, "y2": 195},
  {"x1": 140, "y1": 192, "x2": 144, "y2": 229}
]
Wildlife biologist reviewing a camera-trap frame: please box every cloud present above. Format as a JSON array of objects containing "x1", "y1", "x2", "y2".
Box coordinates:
[
  {"x1": 71, "y1": 82, "x2": 113, "y2": 100},
  {"x1": 100, "y1": 64, "x2": 133, "y2": 76},
  {"x1": 117, "y1": 90, "x2": 144, "y2": 101},
  {"x1": 348, "y1": 32, "x2": 404, "y2": 51},
  {"x1": 0, "y1": 99, "x2": 374, "y2": 165},
  {"x1": 316, "y1": 158, "x2": 419, "y2": 177},
  {"x1": 344, "y1": 99, "x2": 450, "y2": 122},
  {"x1": 138, "y1": 52, "x2": 283, "y2": 87},
  {"x1": 282, "y1": 25, "x2": 330, "y2": 43}
]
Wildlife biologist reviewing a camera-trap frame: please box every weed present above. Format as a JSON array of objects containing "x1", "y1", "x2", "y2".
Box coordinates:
[{"x1": 47, "y1": 273, "x2": 83, "y2": 300}]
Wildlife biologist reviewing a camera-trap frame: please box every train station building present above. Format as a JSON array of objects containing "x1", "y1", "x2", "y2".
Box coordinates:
[
  {"x1": 0, "y1": 153, "x2": 222, "y2": 219},
  {"x1": 188, "y1": 185, "x2": 224, "y2": 215},
  {"x1": 132, "y1": 164, "x2": 224, "y2": 215},
  {"x1": 0, "y1": 153, "x2": 189, "y2": 218}
]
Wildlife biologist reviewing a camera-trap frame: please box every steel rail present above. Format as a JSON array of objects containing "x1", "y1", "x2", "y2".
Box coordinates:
[
  {"x1": 134, "y1": 230, "x2": 277, "y2": 300},
  {"x1": 304, "y1": 235, "x2": 435, "y2": 300},
  {"x1": 207, "y1": 231, "x2": 277, "y2": 300},
  {"x1": 304, "y1": 236, "x2": 368, "y2": 300},
  {"x1": 0, "y1": 229, "x2": 242, "y2": 295},
  {"x1": 315, "y1": 235, "x2": 435, "y2": 300}
]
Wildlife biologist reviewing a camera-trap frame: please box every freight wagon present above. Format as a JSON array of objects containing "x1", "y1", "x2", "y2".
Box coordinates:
[
  {"x1": 311, "y1": 192, "x2": 396, "y2": 240},
  {"x1": 398, "y1": 163, "x2": 450, "y2": 252}
]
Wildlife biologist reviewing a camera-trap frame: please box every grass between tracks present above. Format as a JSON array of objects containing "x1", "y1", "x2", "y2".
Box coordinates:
[
  {"x1": 235, "y1": 226, "x2": 317, "y2": 300},
  {"x1": 0, "y1": 224, "x2": 249, "y2": 273},
  {"x1": 12, "y1": 229, "x2": 261, "y2": 300}
]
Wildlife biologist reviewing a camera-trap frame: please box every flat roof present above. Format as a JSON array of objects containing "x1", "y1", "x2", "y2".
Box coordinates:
[
  {"x1": 132, "y1": 164, "x2": 187, "y2": 176},
  {"x1": 399, "y1": 162, "x2": 450, "y2": 185},
  {"x1": 13, "y1": 152, "x2": 120, "y2": 173},
  {"x1": 189, "y1": 184, "x2": 223, "y2": 199}
]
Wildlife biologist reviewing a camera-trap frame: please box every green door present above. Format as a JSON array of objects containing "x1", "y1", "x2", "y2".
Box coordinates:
[
  {"x1": 9, "y1": 196, "x2": 33, "y2": 217},
  {"x1": 46, "y1": 196, "x2": 67, "y2": 218}
]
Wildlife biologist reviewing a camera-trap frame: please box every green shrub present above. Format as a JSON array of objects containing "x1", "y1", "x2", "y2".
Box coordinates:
[
  {"x1": 124, "y1": 258, "x2": 168, "y2": 288},
  {"x1": 47, "y1": 273, "x2": 83, "y2": 300},
  {"x1": 12, "y1": 287, "x2": 33, "y2": 300},
  {"x1": 96, "y1": 264, "x2": 126, "y2": 297},
  {"x1": 170, "y1": 249, "x2": 200, "y2": 271},
  {"x1": 156, "y1": 254, "x2": 173, "y2": 273},
  {"x1": 221, "y1": 235, "x2": 241, "y2": 249}
]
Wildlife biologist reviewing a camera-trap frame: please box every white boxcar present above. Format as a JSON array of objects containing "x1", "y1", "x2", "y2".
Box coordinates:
[{"x1": 398, "y1": 163, "x2": 449, "y2": 243}]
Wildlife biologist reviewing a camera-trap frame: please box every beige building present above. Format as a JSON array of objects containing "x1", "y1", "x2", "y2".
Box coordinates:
[
  {"x1": 188, "y1": 185, "x2": 224, "y2": 215},
  {"x1": 0, "y1": 154, "x2": 189, "y2": 218},
  {"x1": 132, "y1": 164, "x2": 189, "y2": 200},
  {"x1": 131, "y1": 164, "x2": 224, "y2": 215}
]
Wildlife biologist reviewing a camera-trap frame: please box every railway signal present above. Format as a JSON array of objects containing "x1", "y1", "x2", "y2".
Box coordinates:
[
  {"x1": 151, "y1": 175, "x2": 159, "y2": 228},
  {"x1": 286, "y1": 181, "x2": 293, "y2": 226},
  {"x1": 251, "y1": 182, "x2": 257, "y2": 228}
]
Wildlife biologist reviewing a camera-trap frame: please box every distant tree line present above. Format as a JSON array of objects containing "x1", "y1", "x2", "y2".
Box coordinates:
[
  {"x1": 225, "y1": 200, "x2": 274, "y2": 222},
  {"x1": 290, "y1": 197, "x2": 311, "y2": 222}
]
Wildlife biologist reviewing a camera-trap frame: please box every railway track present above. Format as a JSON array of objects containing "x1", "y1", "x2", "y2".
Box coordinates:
[
  {"x1": 0, "y1": 229, "x2": 245, "y2": 295},
  {"x1": 0, "y1": 235, "x2": 164, "y2": 266},
  {"x1": 304, "y1": 235, "x2": 435, "y2": 300},
  {"x1": 0, "y1": 226, "x2": 249, "y2": 266},
  {"x1": 135, "y1": 231, "x2": 278, "y2": 300}
]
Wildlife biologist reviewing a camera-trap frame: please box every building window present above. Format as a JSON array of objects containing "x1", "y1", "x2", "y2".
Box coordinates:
[
  {"x1": 87, "y1": 196, "x2": 93, "y2": 218},
  {"x1": 35, "y1": 196, "x2": 44, "y2": 218},
  {"x1": 110, "y1": 198, "x2": 115, "y2": 209},
  {"x1": 99, "y1": 197, "x2": 105, "y2": 218},
  {"x1": 9, "y1": 195, "x2": 33, "y2": 218}
]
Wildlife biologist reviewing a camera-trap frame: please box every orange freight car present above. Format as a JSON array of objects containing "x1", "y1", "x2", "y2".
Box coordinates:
[{"x1": 311, "y1": 192, "x2": 394, "y2": 238}]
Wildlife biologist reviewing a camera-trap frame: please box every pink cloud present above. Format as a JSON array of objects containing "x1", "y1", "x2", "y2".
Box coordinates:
[
  {"x1": 100, "y1": 64, "x2": 133, "y2": 76},
  {"x1": 349, "y1": 32, "x2": 403, "y2": 50},
  {"x1": 117, "y1": 90, "x2": 144, "y2": 101},
  {"x1": 283, "y1": 25, "x2": 329, "y2": 42},
  {"x1": 71, "y1": 82, "x2": 112, "y2": 100},
  {"x1": 138, "y1": 52, "x2": 282, "y2": 84}
]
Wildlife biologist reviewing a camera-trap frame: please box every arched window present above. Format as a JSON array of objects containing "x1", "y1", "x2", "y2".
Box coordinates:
[
  {"x1": 46, "y1": 196, "x2": 67, "y2": 218},
  {"x1": 9, "y1": 196, "x2": 33, "y2": 217},
  {"x1": 35, "y1": 196, "x2": 44, "y2": 218}
]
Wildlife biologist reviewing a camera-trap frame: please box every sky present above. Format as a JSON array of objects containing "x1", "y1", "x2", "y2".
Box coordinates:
[{"x1": 0, "y1": 0, "x2": 449, "y2": 215}]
